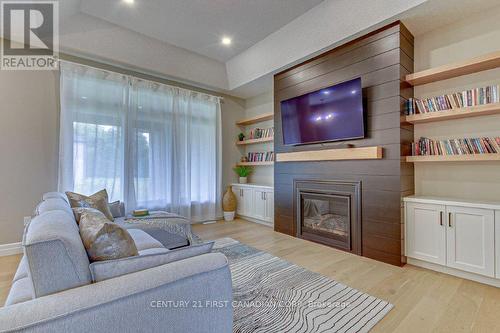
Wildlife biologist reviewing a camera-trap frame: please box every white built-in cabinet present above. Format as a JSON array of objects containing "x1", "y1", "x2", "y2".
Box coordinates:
[
  {"x1": 232, "y1": 184, "x2": 274, "y2": 226},
  {"x1": 404, "y1": 196, "x2": 500, "y2": 284}
]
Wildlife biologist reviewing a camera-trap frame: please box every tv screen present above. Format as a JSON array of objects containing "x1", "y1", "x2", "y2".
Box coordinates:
[{"x1": 280, "y1": 77, "x2": 364, "y2": 145}]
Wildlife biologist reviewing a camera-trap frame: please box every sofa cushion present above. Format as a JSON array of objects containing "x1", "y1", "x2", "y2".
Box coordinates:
[
  {"x1": 89, "y1": 241, "x2": 214, "y2": 282},
  {"x1": 12, "y1": 255, "x2": 29, "y2": 283},
  {"x1": 34, "y1": 198, "x2": 74, "y2": 219},
  {"x1": 127, "y1": 229, "x2": 165, "y2": 251},
  {"x1": 42, "y1": 192, "x2": 69, "y2": 203},
  {"x1": 66, "y1": 189, "x2": 114, "y2": 221},
  {"x1": 79, "y1": 209, "x2": 138, "y2": 262},
  {"x1": 24, "y1": 210, "x2": 92, "y2": 297},
  {"x1": 4, "y1": 277, "x2": 33, "y2": 306}
]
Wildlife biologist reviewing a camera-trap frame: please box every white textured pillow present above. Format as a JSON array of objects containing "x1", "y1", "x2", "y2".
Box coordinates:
[{"x1": 89, "y1": 241, "x2": 214, "y2": 282}]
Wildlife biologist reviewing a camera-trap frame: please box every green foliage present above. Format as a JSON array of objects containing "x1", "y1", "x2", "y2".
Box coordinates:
[
  {"x1": 238, "y1": 133, "x2": 245, "y2": 141},
  {"x1": 233, "y1": 166, "x2": 253, "y2": 177}
]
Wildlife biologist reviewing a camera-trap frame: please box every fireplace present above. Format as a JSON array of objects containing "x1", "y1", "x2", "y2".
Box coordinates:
[{"x1": 295, "y1": 180, "x2": 361, "y2": 254}]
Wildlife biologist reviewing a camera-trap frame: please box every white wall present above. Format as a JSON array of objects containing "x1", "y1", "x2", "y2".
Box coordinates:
[
  {"x1": 226, "y1": 0, "x2": 427, "y2": 89},
  {"x1": 413, "y1": 6, "x2": 500, "y2": 201},
  {"x1": 241, "y1": 92, "x2": 274, "y2": 186},
  {"x1": 0, "y1": 69, "x2": 59, "y2": 245}
]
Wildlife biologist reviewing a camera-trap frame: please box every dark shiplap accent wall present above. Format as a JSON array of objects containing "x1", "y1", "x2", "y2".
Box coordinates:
[{"x1": 273, "y1": 22, "x2": 414, "y2": 266}]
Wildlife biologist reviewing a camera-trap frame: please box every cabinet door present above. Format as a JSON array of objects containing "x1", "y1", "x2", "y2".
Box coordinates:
[
  {"x1": 264, "y1": 191, "x2": 274, "y2": 223},
  {"x1": 496, "y1": 211, "x2": 500, "y2": 279},
  {"x1": 232, "y1": 186, "x2": 244, "y2": 215},
  {"x1": 406, "y1": 202, "x2": 446, "y2": 265},
  {"x1": 253, "y1": 190, "x2": 267, "y2": 220},
  {"x1": 240, "y1": 188, "x2": 254, "y2": 217},
  {"x1": 446, "y1": 206, "x2": 495, "y2": 277}
]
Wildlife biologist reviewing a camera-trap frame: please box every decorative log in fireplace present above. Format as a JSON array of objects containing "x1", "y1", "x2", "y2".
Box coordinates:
[{"x1": 295, "y1": 180, "x2": 362, "y2": 255}]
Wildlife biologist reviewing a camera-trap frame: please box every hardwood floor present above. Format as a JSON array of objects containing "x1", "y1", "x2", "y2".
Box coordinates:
[{"x1": 1, "y1": 219, "x2": 499, "y2": 332}]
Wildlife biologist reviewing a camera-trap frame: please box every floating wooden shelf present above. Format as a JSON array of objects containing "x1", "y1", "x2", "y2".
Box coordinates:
[
  {"x1": 276, "y1": 146, "x2": 383, "y2": 162},
  {"x1": 236, "y1": 113, "x2": 274, "y2": 126},
  {"x1": 236, "y1": 161, "x2": 274, "y2": 166},
  {"x1": 236, "y1": 137, "x2": 274, "y2": 145},
  {"x1": 405, "y1": 50, "x2": 500, "y2": 86},
  {"x1": 406, "y1": 154, "x2": 500, "y2": 163},
  {"x1": 405, "y1": 103, "x2": 500, "y2": 124}
]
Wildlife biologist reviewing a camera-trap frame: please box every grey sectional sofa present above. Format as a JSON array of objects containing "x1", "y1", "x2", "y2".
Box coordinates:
[{"x1": 0, "y1": 193, "x2": 233, "y2": 332}]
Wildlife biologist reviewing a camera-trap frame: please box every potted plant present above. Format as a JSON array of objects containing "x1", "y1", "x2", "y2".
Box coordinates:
[
  {"x1": 233, "y1": 165, "x2": 252, "y2": 184},
  {"x1": 238, "y1": 133, "x2": 245, "y2": 141}
]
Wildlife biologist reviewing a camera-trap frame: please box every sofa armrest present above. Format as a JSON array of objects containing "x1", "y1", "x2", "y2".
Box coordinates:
[{"x1": 0, "y1": 253, "x2": 233, "y2": 333}]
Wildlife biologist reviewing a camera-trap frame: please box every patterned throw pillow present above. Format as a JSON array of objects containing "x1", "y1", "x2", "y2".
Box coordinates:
[
  {"x1": 66, "y1": 189, "x2": 114, "y2": 221},
  {"x1": 79, "y1": 208, "x2": 138, "y2": 262}
]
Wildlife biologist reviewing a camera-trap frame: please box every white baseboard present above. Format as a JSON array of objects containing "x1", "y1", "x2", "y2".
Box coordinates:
[
  {"x1": 407, "y1": 258, "x2": 500, "y2": 288},
  {"x1": 0, "y1": 242, "x2": 22, "y2": 257}
]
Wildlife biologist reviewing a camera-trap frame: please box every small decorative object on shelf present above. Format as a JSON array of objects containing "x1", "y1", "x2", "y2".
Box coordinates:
[
  {"x1": 246, "y1": 151, "x2": 274, "y2": 162},
  {"x1": 238, "y1": 133, "x2": 245, "y2": 141},
  {"x1": 233, "y1": 165, "x2": 253, "y2": 184},
  {"x1": 411, "y1": 136, "x2": 500, "y2": 156},
  {"x1": 240, "y1": 156, "x2": 248, "y2": 162},
  {"x1": 222, "y1": 186, "x2": 237, "y2": 221}
]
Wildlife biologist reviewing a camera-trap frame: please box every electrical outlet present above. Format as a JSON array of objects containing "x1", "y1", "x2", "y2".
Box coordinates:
[{"x1": 23, "y1": 216, "x2": 31, "y2": 226}]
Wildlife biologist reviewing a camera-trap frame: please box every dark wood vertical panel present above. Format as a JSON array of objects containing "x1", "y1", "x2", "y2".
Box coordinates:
[{"x1": 273, "y1": 22, "x2": 414, "y2": 267}]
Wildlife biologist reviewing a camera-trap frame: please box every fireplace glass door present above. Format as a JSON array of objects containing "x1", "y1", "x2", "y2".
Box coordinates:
[{"x1": 300, "y1": 192, "x2": 350, "y2": 249}]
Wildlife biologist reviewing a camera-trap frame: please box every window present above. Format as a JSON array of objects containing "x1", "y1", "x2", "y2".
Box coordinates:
[{"x1": 59, "y1": 62, "x2": 222, "y2": 220}]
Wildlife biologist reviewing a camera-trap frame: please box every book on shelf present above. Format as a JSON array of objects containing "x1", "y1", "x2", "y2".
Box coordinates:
[
  {"x1": 246, "y1": 151, "x2": 274, "y2": 162},
  {"x1": 247, "y1": 127, "x2": 274, "y2": 140},
  {"x1": 411, "y1": 137, "x2": 500, "y2": 156},
  {"x1": 405, "y1": 84, "x2": 499, "y2": 115}
]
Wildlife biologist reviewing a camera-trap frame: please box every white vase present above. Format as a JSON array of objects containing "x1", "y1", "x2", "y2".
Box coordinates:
[
  {"x1": 223, "y1": 211, "x2": 235, "y2": 221},
  {"x1": 239, "y1": 177, "x2": 248, "y2": 184}
]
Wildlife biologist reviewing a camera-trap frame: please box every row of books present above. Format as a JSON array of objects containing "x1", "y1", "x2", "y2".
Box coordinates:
[
  {"x1": 405, "y1": 84, "x2": 500, "y2": 115},
  {"x1": 247, "y1": 127, "x2": 274, "y2": 140},
  {"x1": 247, "y1": 152, "x2": 274, "y2": 162},
  {"x1": 411, "y1": 137, "x2": 500, "y2": 156}
]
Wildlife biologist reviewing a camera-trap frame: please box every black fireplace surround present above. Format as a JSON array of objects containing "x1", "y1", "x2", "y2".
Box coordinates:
[{"x1": 295, "y1": 180, "x2": 362, "y2": 255}]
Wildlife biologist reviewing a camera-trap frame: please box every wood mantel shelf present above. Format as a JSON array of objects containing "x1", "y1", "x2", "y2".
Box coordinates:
[
  {"x1": 405, "y1": 50, "x2": 500, "y2": 86},
  {"x1": 276, "y1": 146, "x2": 383, "y2": 162}
]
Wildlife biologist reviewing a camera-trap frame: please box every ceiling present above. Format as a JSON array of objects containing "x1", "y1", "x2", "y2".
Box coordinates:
[{"x1": 79, "y1": 0, "x2": 325, "y2": 62}]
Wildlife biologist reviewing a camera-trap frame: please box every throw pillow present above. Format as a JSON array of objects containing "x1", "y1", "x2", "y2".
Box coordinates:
[
  {"x1": 79, "y1": 208, "x2": 138, "y2": 262},
  {"x1": 108, "y1": 201, "x2": 124, "y2": 218},
  {"x1": 66, "y1": 189, "x2": 114, "y2": 221}
]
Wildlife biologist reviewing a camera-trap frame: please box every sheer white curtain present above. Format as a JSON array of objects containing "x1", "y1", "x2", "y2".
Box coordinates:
[{"x1": 59, "y1": 62, "x2": 222, "y2": 221}]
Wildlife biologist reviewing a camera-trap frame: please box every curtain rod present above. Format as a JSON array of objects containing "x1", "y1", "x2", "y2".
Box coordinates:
[{"x1": 59, "y1": 59, "x2": 225, "y2": 102}]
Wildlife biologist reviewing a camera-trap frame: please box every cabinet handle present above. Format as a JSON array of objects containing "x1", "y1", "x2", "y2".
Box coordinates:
[
  {"x1": 439, "y1": 211, "x2": 443, "y2": 226},
  {"x1": 448, "y1": 212, "x2": 452, "y2": 227},
  {"x1": 263, "y1": 192, "x2": 266, "y2": 200}
]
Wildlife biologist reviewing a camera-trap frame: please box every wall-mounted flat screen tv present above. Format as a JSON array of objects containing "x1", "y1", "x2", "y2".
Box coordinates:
[{"x1": 280, "y1": 77, "x2": 364, "y2": 145}]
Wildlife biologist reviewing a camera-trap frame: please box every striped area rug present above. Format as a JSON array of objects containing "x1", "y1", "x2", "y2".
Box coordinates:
[{"x1": 212, "y1": 238, "x2": 392, "y2": 333}]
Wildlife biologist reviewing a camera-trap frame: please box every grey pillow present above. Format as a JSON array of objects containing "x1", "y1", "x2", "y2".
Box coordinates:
[
  {"x1": 108, "y1": 201, "x2": 125, "y2": 218},
  {"x1": 79, "y1": 208, "x2": 138, "y2": 262},
  {"x1": 89, "y1": 241, "x2": 214, "y2": 282}
]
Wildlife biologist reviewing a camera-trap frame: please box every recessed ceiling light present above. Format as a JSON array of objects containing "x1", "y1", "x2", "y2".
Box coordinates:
[
  {"x1": 221, "y1": 37, "x2": 232, "y2": 46},
  {"x1": 123, "y1": 0, "x2": 135, "y2": 5}
]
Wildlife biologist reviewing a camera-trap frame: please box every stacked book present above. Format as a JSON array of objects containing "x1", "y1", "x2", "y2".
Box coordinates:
[
  {"x1": 405, "y1": 84, "x2": 499, "y2": 115},
  {"x1": 247, "y1": 152, "x2": 274, "y2": 162},
  {"x1": 411, "y1": 137, "x2": 500, "y2": 156},
  {"x1": 248, "y1": 127, "x2": 274, "y2": 140}
]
